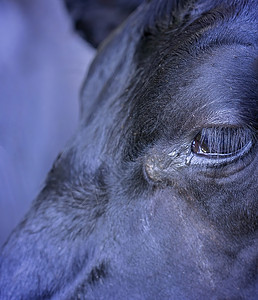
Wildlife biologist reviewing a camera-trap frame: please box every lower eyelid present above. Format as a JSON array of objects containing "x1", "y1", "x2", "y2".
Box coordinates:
[
  {"x1": 187, "y1": 139, "x2": 254, "y2": 171},
  {"x1": 197, "y1": 140, "x2": 252, "y2": 159}
]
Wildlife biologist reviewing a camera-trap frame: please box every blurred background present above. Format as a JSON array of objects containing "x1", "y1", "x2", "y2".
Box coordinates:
[
  {"x1": 0, "y1": 0, "x2": 95, "y2": 246},
  {"x1": 0, "y1": 0, "x2": 143, "y2": 247}
]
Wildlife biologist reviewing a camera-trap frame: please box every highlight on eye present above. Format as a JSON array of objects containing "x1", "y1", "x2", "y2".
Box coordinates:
[{"x1": 191, "y1": 127, "x2": 254, "y2": 158}]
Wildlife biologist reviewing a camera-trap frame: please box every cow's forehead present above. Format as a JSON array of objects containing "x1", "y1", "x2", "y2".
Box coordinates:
[
  {"x1": 137, "y1": 45, "x2": 257, "y2": 129},
  {"x1": 80, "y1": 0, "x2": 257, "y2": 123}
]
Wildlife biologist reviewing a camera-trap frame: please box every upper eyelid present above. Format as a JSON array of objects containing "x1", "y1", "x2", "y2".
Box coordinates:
[{"x1": 190, "y1": 126, "x2": 254, "y2": 159}]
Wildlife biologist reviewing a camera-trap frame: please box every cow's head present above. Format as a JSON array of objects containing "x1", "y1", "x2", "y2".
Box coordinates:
[{"x1": 0, "y1": 0, "x2": 257, "y2": 299}]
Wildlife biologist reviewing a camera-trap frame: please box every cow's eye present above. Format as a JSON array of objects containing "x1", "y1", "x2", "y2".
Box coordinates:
[{"x1": 191, "y1": 127, "x2": 254, "y2": 158}]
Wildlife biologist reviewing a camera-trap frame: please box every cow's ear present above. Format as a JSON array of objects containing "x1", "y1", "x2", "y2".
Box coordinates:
[{"x1": 63, "y1": 0, "x2": 144, "y2": 48}]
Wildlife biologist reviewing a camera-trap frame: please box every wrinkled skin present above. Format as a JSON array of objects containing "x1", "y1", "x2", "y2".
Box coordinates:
[{"x1": 0, "y1": 0, "x2": 257, "y2": 299}]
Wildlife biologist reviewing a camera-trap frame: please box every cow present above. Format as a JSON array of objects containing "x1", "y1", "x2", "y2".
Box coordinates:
[{"x1": 0, "y1": 0, "x2": 257, "y2": 299}]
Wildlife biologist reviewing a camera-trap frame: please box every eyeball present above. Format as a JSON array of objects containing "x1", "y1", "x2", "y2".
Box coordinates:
[{"x1": 191, "y1": 127, "x2": 254, "y2": 158}]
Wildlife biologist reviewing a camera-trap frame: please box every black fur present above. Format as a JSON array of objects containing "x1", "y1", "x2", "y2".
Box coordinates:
[{"x1": 0, "y1": 0, "x2": 257, "y2": 299}]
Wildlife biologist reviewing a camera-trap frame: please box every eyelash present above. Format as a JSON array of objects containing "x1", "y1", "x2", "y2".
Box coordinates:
[{"x1": 191, "y1": 127, "x2": 254, "y2": 159}]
